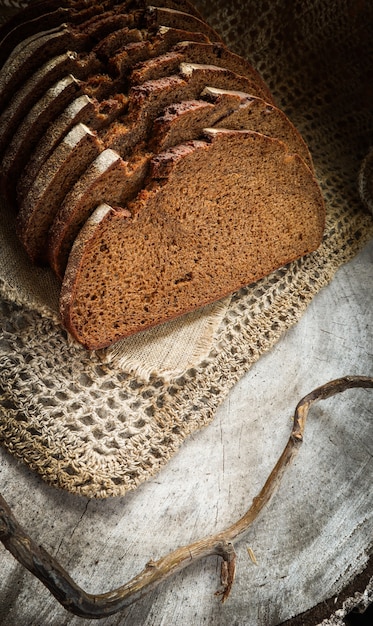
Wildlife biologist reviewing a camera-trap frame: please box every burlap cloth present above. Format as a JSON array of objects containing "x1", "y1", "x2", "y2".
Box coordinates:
[{"x1": 0, "y1": 0, "x2": 372, "y2": 500}]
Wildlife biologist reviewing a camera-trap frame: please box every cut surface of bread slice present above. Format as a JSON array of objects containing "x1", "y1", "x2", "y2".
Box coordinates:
[
  {"x1": 149, "y1": 88, "x2": 253, "y2": 151},
  {"x1": 48, "y1": 89, "x2": 251, "y2": 278},
  {"x1": 60, "y1": 129, "x2": 325, "y2": 349},
  {"x1": 103, "y1": 62, "x2": 278, "y2": 156},
  {"x1": 16, "y1": 123, "x2": 104, "y2": 263},
  {"x1": 203, "y1": 86, "x2": 314, "y2": 169},
  {"x1": 47, "y1": 90, "x2": 249, "y2": 278}
]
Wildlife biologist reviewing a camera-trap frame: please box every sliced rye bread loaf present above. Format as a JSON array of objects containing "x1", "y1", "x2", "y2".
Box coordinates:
[
  {"x1": 60, "y1": 129, "x2": 325, "y2": 349},
  {"x1": 48, "y1": 149, "x2": 150, "y2": 277},
  {"x1": 129, "y1": 41, "x2": 273, "y2": 102},
  {"x1": 16, "y1": 123, "x2": 104, "y2": 264},
  {"x1": 8, "y1": 27, "x2": 216, "y2": 204},
  {"x1": 15, "y1": 62, "x2": 278, "y2": 268},
  {"x1": 102, "y1": 62, "x2": 277, "y2": 156},
  {"x1": 17, "y1": 94, "x2": 128, "y2": 202},
  {"x1": 203, "y1": 86, "x2": 314, "y2": 170}
]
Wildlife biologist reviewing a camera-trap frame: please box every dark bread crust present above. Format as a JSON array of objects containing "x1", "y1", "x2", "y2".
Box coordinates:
[
  {"x1": 0, "y1": 26, "x2": 91, "y2": 114},
  {"x1": 0, "y1": 51, "x2": 84, "y2": 158},
  {"x1": 17, "y1": 94, "x2": 128, "y2": 203},
  {"x1": 60, "y1": 129, "x2": 325, "y2": 349},
  {"x1": 16, "y1": 123, "x2": 104, "y2": 264}
]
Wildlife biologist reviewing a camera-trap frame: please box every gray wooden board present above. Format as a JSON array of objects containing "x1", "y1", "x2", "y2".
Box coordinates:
[{"x1": 0, "y1": 240, "x2": 372, "y2": 625}]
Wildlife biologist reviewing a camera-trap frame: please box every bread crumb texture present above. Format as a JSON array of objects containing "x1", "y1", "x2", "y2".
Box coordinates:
[{"x1": 61, "y1": 130, "x2": 324, "y2": 349}]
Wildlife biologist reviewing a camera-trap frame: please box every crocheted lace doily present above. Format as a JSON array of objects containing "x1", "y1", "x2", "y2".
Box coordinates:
[{"x1": 0, "y1": 0, "x2": 372, "y2": 498}]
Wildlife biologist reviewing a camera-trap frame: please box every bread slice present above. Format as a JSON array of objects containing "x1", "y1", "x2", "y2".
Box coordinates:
[
  {"x1": 49, "y1": 83, "x2": 318, "y2": 279},
  {"x1": 48, "y1": 93, "x2": 247, "y2": 278},
  {"x1": 16, "y1": 123, "x2": 104, "y2": 263},
  {"x1": 0, "y1": 7, "x2": 71, "y2": 68},
  {"x1": 1, "y1": 75, "x2": 83, "y2": 206},
  {"x1": 60, "y1": 129, "x2": 325, "y2": 349},
  {"x1": 203, "y1": 86, "x2": 314, "y2": 170},
  {"x1": 149, "y1": 88, "x2": 255, "y2": 152},
  {"x1": 0, "y1": 0, "x2": 123, "y2": 66},
  {"x1": 47, "y1": 89, "x2": 250, "y2": 279},
  {"x1": 93, "y1": 26, "x2": 144, "y2": 60},
  {"x1": 0, "y1": 51, "x2": 87, "y2": 158},
  {"x1": 0, "y1": 0, "x2": 204, "y2": 66}
]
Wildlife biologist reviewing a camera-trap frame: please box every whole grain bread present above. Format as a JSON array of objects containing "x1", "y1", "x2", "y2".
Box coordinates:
[
  {"x1": 0, "y1": 0, "x2": 326, "y2": 349},
  {"x1": 60, "y1": 129, "x2": 325, "y2": 349},
  {"x1": 49, "y1": 82, "x2": 318, "y2": 279}
]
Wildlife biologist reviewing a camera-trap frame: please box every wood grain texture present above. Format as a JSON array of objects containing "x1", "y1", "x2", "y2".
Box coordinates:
[{"x1": 0, "y1": 240, "x2": 372, "y2": 625}]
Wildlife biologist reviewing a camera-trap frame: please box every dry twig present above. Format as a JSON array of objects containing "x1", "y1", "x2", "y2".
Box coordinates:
[{"x1": 0, "y1": 375, "x2": 372, "y2": 618}]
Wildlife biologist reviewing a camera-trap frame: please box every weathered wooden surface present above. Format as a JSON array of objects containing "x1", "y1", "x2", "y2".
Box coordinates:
[{"x1": 0, "y1": 240, "x2": 372, "y2": 625}]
